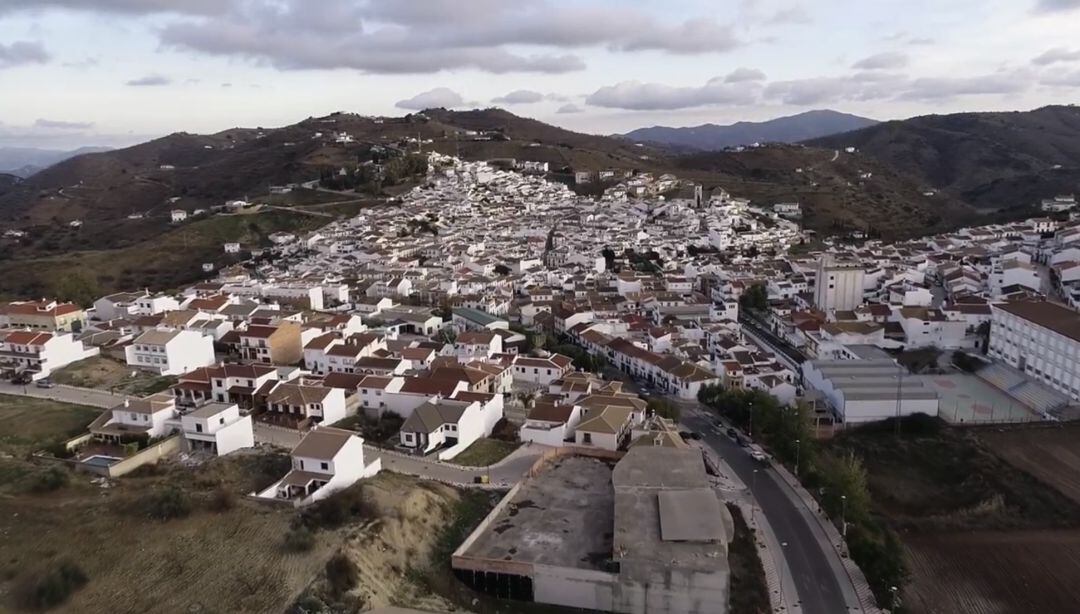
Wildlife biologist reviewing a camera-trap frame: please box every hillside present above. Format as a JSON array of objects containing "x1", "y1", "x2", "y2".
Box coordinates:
[
  {"x1": 0, "y1": 146, "x2": 112, "y2": 178},
  {"x1": 625, "y1": 110, "x2": 878, "y2": 151},
  {"x1": 0, "y1": 107, "x2": 987, "y2": 298},
  {"x1": 808, "y1": 105, "x2": 1080, "y2": 213}
]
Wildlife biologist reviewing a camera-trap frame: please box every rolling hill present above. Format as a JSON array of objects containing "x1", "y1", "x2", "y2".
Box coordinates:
[
  {"x1": 0, "y1": 146, "x2": 113, "y2": 178},
  {"x1": 808, "y1": 105, "x2": 1080, "y2": 213},
  {"x1": 624, "y1": 110, "x2": 878, "y2": 151},
  {"x1": 0, "y1": 107, "x2": 985, "y2": 299}
]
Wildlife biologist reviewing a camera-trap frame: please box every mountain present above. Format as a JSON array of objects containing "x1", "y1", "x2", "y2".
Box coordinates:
[
  {"x1": 624, "y1": 110, "x2": 879, "y2": 151},
  {"x1": 807, "y1": 105, "x2": 1080, "y2": 212},
  {"x1": 0, "y1": 146, "x2": 113, "y2": 178}
]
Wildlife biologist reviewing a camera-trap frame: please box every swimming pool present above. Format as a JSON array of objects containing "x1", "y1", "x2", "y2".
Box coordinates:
[{"x1": 81, "y1": 455, "x2": 122, "y2": 468}]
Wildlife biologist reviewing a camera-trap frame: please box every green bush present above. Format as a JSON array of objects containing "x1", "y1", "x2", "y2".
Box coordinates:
[
  {"x1": 298, "y1": 487, "x2": 373, "y2": 530},
  {"x1": 325, "y1": 553, "x2": 358, "y2": 597},
  {"x1": 30, "y1": 466, "x2": 70, "y2": 493},
  {"x1": 146, "y1": 486, "x2": 192, "y2": 521},
  {"x1": 283, "y1": 526, "x2": 316, "y2": 553},
  {"x1": 21, "y1": 560, "x2": 88, "y2": 610},
  {"x1": 207, "y1": 487, "x2": 235, "y2": 512}
]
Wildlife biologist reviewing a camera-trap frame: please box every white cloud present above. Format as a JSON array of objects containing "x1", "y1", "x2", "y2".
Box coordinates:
[
  {"x1": 1032, "y1": 0, "x2": 1080, "y2": 12},
  {"x1": 556, "y1": 103, "x2": 583, "y2": 114},
  {"x1": 1032, "y1": 47, "x2": 1080, "y2": 65},
  {"x1": 34, "y1": 118, "x2": 94, "y2": 130},
  {"x1": 585, "y1": 78, "x2": 759, "y2": 110},
  {"x1": 0, "y1": 41, "x2": 50, "y2": 69},
  {"x1": 395, "y1": 87, "x2": 466, "y2": 110},
  {"x1": 492, "y1": 90, "x2": 545, "y2": 104},
  {"x1": 0, "y1": 0, "x2": 228, "y2": 16},
  {"x1": 126, "y1": 74, "x2": 171, "y2": 86},
  {"x1": 766, "y1": 6, "x2": 811, "y2": 25},
  {"x1": 724, "y1": 67, "x2": 767, "y2": 83},
  {"x1": 852, "y1": 51, "x2": 909, "y2": 70}
]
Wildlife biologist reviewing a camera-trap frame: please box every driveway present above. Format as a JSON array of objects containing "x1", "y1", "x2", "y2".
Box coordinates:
[{"x1": 0, "y1": 381, "x2": 128, "y2": 408}]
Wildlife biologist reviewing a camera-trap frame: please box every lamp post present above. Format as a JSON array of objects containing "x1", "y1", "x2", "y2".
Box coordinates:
[
  {"x1": 795, "y1": 438, "x2": 801, "y2": 476},
  {"x1": 779, "y1": 541, "x2": 789, "y2": 610},
  {"x1": 841, "y1": 494, "x2": 848, "y2": 538},
  {"x1": 748, "y1": 403, "x2": 755, "y2": 439},
  {"x1": 751, "y1": 469, "x2": 759, "y2": 529},
  {"x1": 890, "y1": 585, "x2": 900, "y2": 611}
]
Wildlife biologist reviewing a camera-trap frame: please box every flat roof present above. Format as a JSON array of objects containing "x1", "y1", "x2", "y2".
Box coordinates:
[
  {"x1": 658, "y1": 490, "x2": 726, "y2": 543},
  {"x1": 458, "y1": 456, "x2": 615, "y2": 571}
]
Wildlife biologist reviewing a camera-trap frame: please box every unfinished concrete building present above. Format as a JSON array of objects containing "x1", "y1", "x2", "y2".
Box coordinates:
[{"x1": 452, "y1": 447, "x2": 732, "y2": 613}]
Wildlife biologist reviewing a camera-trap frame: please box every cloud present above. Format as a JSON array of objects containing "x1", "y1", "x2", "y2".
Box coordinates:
[
  {"x1": 491, "y1": 89, "x2": 545, "y2": 104},
  {"x1": 724, "y1": 67, "x2": 767, "y2": 83},
  {"x1": 1033, "y1": 47, "x2": 1080, "y2": 65},
  {"x1": 1041, "y1": 69, "x2": 1080, "y2": 87},
  {"x1": 907, "y1": 37, "x2": 935, "y2": 46},
  {"x1": 155, "y1": 1, "x2": 740, "y2": 75},
  {"x1": 1032, "y1": 0, "x2": 1080, "y2": 12},
  {"x1": 766, "y1": 6, "x2": 811, "y2": 25},
  {"x1": 0, "y1": 40, "x2": 50, "y2": 69},
  {"x1": 126, "y1": 74, "x2": 171, "y2": 86},
  {"x1": 899, "y1": 71, "x2": 1031, "y2": 100},
  {"x1": 0, "y1": 0, "x2": 228, "y2": 16},
  {"x1": 395, "y1": 87, "x2": 466, "y2": 110},
  {"x1": 34, "y1": 118, "x2": 94, "y2": 130},
  {"x1": 555, "y1": 103, "x2": 583, "y2": 114},
  {"x1": 585, "y1": 77, "x2": 759, "y2": 111},
  {"x1": 852, "y1": 51, "x2": 908, "y2": 70}
]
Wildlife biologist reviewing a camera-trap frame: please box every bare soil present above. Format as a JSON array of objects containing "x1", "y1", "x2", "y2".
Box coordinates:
[
  {"x1": 978, "y1": 424, "x2": 1080, "y2": 506},
  {"x1": 903, "y1": 529, "x2": 1080, "y2": 614}
]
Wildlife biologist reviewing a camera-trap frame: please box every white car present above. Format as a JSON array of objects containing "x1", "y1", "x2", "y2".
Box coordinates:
[{"x1": 747, "y1": 444, "x2": 769, "y2": 462}]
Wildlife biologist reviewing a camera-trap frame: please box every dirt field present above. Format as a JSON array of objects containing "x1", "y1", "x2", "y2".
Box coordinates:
[
  {"x1": 978, "y1": 424, "x2": 1080, "y2": 506},
  {"x1": 0, "y1": 393, "x2": 99, "y2": 456},
  {"x1": 50, "y1": 356, "x2": 175, "y2": 395},
  {"x1": 903, "y1": 530, "x2": 1080, "y2": 614}
]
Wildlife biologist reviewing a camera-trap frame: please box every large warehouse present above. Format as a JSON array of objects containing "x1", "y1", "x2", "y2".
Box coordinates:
[{"x1": 802, "y1": 358, "x2": 939, "y2": 424}]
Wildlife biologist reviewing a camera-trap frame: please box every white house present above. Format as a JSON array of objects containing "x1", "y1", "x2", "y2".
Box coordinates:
[
  {"x1": 180, "y1": 402, "x2": 254, "y2": 455},
  {"x1": 89, "y1": 394, "x2": 178, "y2": 442},
  {"x1": 265, "y1": 382, "x2": 348, "y2": 427},
  {"x1": 171, "y1": 209, "x2": 188, "y2": 223},
  {"x1": 135, "y1": 293, "x2": 181, "y2": 316},
  {"x1": 453, "y1": 330, "x2": 503, "y2": 361},
  {"x1": 511, "y1": 354, "x2": 574, "y2": 386},
  {"x1": 398, "y1": 392, "x2": 502, "y2": 460},
  {"x1": 0, "y1": 329, "x2": 99, "y2": 380},
  {"x1": 258, "y1": 426, "x2": 381, "y2": 505},
  {"x1": 518, "y1": 401, "x2": 582, "y2": 447},
  {"x1": 124, "y1": 328, "x2": 216, "y2": 376},
  {"x1": 572, "y1": 394, "x2": 647, "y2": 451}
]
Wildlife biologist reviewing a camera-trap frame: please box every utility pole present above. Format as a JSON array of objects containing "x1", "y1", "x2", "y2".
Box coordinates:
[
  {"x1": 795, "y1": 438, "x2": 801, "y2": 476},
  {"x1": 841, "y1": 494, "x2": 848, "y2": 538},
  {"x1": 895, "y1": 361, "x2": 903, "y2": 437}
]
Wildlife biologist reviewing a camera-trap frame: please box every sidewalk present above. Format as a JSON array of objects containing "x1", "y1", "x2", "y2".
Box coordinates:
[{"x1": 770, "y1": 462, "x2": 883, "y2": 614}]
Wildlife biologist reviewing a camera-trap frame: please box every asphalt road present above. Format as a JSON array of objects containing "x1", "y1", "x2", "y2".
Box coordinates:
[{"x1": 683, "y1": 409, "x2": 849, "y2": 614}]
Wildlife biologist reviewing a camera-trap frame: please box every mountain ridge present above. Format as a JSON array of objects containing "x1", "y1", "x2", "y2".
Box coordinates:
[{"x1": 624, "y1": 110, "x2": 879, "y2": 151}]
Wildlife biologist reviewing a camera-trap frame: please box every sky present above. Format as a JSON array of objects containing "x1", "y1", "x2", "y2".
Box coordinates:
[{"x1": 1, "y1": 0, "x2": 1080, "y2": 149}]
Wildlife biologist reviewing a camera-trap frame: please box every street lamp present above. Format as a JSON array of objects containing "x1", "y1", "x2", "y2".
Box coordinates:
[
  {"x1": 890, "y1": 585, "x2": 900, "y2": 611},
  {"x1": 751, "y1": 469, "x2": 759, "y2": 529},
  {"x1": 778, "y1": 541, "x2": 789, "y2": 610},
  {"x1": 841, "y1": 494, "x2": 848, "y2": 538},
  {"x1": 748, "y1": 403, "x2": 755, "y2": 439},
  {"x1": 795, "y1": 438, "x2": 801, "y2": 476}
]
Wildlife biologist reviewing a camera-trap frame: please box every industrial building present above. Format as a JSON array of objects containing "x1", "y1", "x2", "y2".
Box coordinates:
[
  {"x1": 802, "y1": 358, "x2": 939, "y2": 424},
  {"x1": 451, "y1": 447, "x2": 731, "y2": 614},
  {"x1": 988, "y1": 300, "x2": 1080, "y2": 402},
  {"x1": 814, "y1": 256, "x2": 866, "y2": 312}
]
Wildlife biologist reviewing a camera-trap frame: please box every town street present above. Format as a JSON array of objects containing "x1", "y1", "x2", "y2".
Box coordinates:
[{"x1": 683, "y1": 404, "x2": 862, "y2": 614}]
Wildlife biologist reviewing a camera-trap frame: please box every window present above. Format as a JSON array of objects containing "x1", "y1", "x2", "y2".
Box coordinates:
[
  {"x1": 320, "y1": 462, "x2": 329, "y2": 471},
  {"x1": 195, "y1": 424, "x2": 203, "y2": 433},
  {"x1": 583, "y1": 433, "x2": 592, "y2": 444}
]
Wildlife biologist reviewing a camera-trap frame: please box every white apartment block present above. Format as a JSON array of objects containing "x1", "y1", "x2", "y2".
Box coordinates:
[
  {"x1": 0, "y1": 329, "x2": 99, "y2": 380},
  {"x1": 988, "y1": 300, "x2": 1080, "y2": 401},
  {"x1": 125, "y1": 328, "x2": 216, "y2": 376},
  {"x1": 814, "y1": 257, "x2": 865, "y2": 312}
]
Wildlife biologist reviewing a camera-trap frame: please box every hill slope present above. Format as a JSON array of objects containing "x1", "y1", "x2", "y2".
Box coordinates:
[
  {"x1": 625, "y1": 110, "x2": 878, "y2": 151},
  {"x1": 0, "y1": 108, "x2": 980, "y2": 298},
  {"x1": 0, "y1": 146, "x2": 112, "y2": 178},
  {"x1": 808, "y1": 105, "x2": 1080, "y2": 211}
]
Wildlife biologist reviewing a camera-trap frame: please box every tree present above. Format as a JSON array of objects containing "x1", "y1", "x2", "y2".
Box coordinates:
[
  {"x1": 493, "y1": 264, "x2": 511, "y2": 276},
  {"x1": 52, "y1": 272, "x2": 100, "y2": 308},
  {"x1": 739, "y1": 284, "x2": 768, "y2": 312},
  {"x1": 647, "y1": 397, "x2": 681, "y2": 421}
]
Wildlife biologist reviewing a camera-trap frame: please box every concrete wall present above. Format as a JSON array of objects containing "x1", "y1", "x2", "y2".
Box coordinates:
[
  {"x1": 533, "y1": 564, "x2": 616, "y2": 611},
  {"x1": 104, "y1": 435, "x2": 182, "y2": 477},
  {"x1": 519, "y1": 423, "x2": 567, "y2": 447}
]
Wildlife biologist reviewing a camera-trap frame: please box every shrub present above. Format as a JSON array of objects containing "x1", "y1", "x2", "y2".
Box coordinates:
[
  {"x1": 298, "y1": 488, "x2": 373, "y2": 530},
  {"x1": 283, "y1": 526, "x2": 315, "y2": 553},
  {"x1": 30, "y1": 466, "x2": 70, "y2": 493},
  {"x1": 146, "y1": 486, "x2": 192, "y2": 521},
  {"x1": 20, "y1": 560, "x2": 88, "y2": 610},
  {"x1": 325, "y1": 553, "x2": 358, "y2": 597},
  {"x1": 207, "y1": 487, "x2": 235, "y2": 512}
]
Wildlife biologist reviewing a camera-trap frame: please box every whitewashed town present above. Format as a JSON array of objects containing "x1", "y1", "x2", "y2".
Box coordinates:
[{"x1": 4, "y1": 152, "x2": 1080, "y2": 614}]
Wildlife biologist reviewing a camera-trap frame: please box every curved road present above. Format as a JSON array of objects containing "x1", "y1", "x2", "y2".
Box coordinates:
[{"x1": 683, "y1": 407, "x2": 855, "y2": 614}]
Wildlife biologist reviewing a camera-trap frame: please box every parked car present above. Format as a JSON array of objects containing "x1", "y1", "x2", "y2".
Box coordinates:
[
  {"x1": 734, "y1": 433, "x2": 748, "y2": 447},
  {"x1": 688, "y1": 431, "x2": 703, "y2": 441},
  {"x1": 35, "y1": 378, "x2": 56, "y2": 389},
  {"x1": 747, "y1": 444, "x2": 769, "y2": 462},
  {"x1": 726, "y1": 427, "x2": 738, "y2": 439},
  {"x1": 10, "y1": 373, "x2": 32, "y2": 385}
]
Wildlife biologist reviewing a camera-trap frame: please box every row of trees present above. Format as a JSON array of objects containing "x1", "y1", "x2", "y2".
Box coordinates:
[{"x1": 697, "y1": 384, "x2": 906, "y2": 609}]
